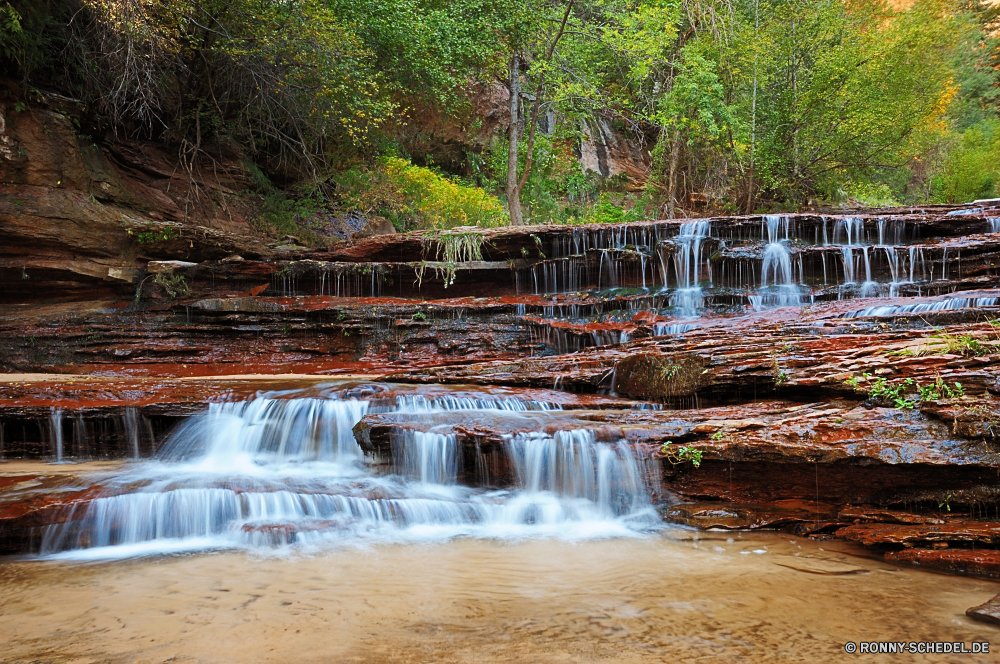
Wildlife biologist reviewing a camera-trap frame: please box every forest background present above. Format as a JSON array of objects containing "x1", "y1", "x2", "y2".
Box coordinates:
[{"x1": 1, "y1": 0, "x2": 999, "y2": 237}]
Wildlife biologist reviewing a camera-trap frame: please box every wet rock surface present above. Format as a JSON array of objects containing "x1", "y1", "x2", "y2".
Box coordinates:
[
  {"x1": 4, "y1": 196, "x2": 1000, "y2": 574},
  {"x1": 967, "y1": 592, "x2": 1000, "y2": 625}
]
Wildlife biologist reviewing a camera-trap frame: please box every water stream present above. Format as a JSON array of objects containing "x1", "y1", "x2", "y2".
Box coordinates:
[
  {"x1": 516, "y1": 214, "x2": 997, "y2": 355},
  {"x1": 37, "y1": 389, "x2": 664, "y2": 559},
  {"x1": 2, "y1": 534, "x2": 996, "y2": 663}
]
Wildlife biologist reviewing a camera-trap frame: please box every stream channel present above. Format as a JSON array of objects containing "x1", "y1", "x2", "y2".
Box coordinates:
[{"x1": 1, "y1": 381, "x2": 998, "y2": 662}]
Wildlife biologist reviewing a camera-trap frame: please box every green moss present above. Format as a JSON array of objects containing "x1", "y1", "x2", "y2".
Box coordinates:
[{"x1": 613, "y1": 353, "x2": 706, "y2": 401}]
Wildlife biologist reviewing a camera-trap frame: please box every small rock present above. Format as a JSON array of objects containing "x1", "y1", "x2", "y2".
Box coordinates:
[
  {"x1": 886, "y1": 548, "x2": 1000, "y2": 578},
  {"x1": 220, "y1": 254, "x2": 244, "y2": 263},
  {"x1": 967, "y1": 593, "x2": 1000, "y2": 626},
  {"x1": 106, "y1": 267, "x2": 140, "y2": 282},
  {"x1": 147, "y1": 260, "x2": 197, "y2": 274}
]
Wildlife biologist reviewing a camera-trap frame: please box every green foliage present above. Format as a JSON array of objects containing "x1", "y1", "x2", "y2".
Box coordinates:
[
  {"x1": 127, "y1": 227, "x2": 178, "y2": 244},
  {"x1": 846, "y1": 373, "x2": 915, "y2": 409},
  {"x1": 660, "y1": 441, "x2": 703, "y2": 467},
  {"x1": 412, "y1": 311, "x2": 427, "y2": 321},
  {"x1": 931, "y1": 120, "x2": 1000, "y2": 203},
  {"x1": 433, "y1": 230, "x2": 486, "y2": 264},
  {"x1": 917, "y1": 377, "x2": 965, "y2": 401},
  {"x1": 934, "y1": 332, "x2": 992, "y2": 357},
  {"x1": 841, "y1": 182, "x2": 899, "y2": 208},
  {"x1": 770, "y1": 351, "x2": 789, "y2": 386},
  {"x1": 660, "y1": 363, "x2": 680, "y2": 381},
  {"x1": 154, "y1": 272, "x2": 190, "y2": 298},
  {"x1": 5, "y1": 0, "x2": 1000, "y2": 215},
  {"x1": 334, "y1": 157, "x2": 507, "y2": 231},
  {"x1": 585, "y1": 193, "x2": 647, "y2": 225}
]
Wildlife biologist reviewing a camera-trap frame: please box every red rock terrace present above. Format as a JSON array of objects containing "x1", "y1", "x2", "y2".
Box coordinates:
[{"x1": 3, "y1": 100, "x2": 1000, "y2": 620}]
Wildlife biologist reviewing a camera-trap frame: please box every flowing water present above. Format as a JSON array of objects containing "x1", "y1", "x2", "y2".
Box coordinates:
[
  {"x1": 513, "y1": 213, "x2": 999, "y2": 355},
  {"x1": 5, "y1": 385, "x2": 998, "y2": 662},
  {"x1": 35, "y1": 388, "x2": 663, "y2": 559}
]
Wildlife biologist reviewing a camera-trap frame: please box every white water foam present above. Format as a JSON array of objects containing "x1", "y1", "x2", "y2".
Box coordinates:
[{"x1": 38, "y1": 394, "x2": 666, "y2": 559}]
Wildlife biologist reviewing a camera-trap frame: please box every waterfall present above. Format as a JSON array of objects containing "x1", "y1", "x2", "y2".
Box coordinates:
[
  {"x1": 843, "y1": 296, "x2": 1000, "y2": 319},
  {"x1": 885, "y1": 247, "x2": 903, "y2": 296},
  {"x1": 989, "y1": 217, "x2": 1000, "y2": 233},
  {"x1": 841, "y1": 247, "x2": 856, "y2": 284},
  {"x1": 763, "y1": 215, "x2": 789, "y2": 243},
  {"x1": 158, "y1": 397, "x2": 370, "y2": 467},
  {"x1": 393, "y1": 430, "x2": 459, "y2": 485},
  {"x1": 761, "y1": 243, "x2": 794, "y2": 287},
  {"x1": 833, "y1": 217, "x2": 864, "y2": 245},
  {"x1": 652, "y1": 323, "x2": 698, "y2": 336},
  {"x1": 124, "y1": 407, "x2": 141, "y2": 459},
  {"x1": 859, "y1": 246, "x2": 881, "y2": 297},
  {"x1": 669, "y1": 221, "x2": 710, "y2": 315},
  {"x1": 909, "y1": 247, "x2": 927, "y2": 283},
  {"x1": 757, "y1": 233, "x2": 801, "y2": 308},
  {"x1": 395, "y1": 396, "x2": 560, "y2": 412},
  {"x1": 49, "y1": 408, "x2": 64, "y2": 463},
  {"x1": 504, "y1": 430, "x2": 658, "y2": 518},
  {"x1": 36, "y1": 393, "x2": 665, "y2": 558}
]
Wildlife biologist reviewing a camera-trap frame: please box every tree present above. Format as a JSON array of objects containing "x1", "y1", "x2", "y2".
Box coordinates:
[{"x1": 504, "y1": 0, "x2": 575, "y2": 226}]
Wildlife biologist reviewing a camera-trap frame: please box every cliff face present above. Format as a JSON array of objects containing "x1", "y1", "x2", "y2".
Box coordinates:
[
  {"x1": 0, "y1": 91, "x2": 271, "y2": 304},
  {"x1": 398, "y1": 83, "x2": 652, "y2": 185},
  {"x1": 0, "y1": 86, "x2": 652, "y2": 306}
]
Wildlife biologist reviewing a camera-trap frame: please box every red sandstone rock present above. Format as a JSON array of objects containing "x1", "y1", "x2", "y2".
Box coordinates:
[
  {"x1": 886, "y1": 549, "x2": 1000, "y2": 579},
  {"x1": 966, "y1": 593, "x2": 1000, "y2": 625},
  {"x1": 837, "y1": 506, "x2": 945, "y2": 525},
  {"x1": 837, "y1": 523, "x2": 1000, "y2": 547}
]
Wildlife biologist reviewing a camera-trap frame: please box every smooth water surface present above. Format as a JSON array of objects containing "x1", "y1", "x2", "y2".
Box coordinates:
[{"x1": 0, "y1": 534, "x2": 997, "y2": 663}]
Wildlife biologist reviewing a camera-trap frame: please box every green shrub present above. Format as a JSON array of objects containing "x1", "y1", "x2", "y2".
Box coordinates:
[
  {"x1": 660, "y1": 441, "x2": 703, "y2": 467},
  {"x1": 333, "y1": 157, "x2": 507, "y2": 231},
  {"x1": 840, "y1": 181, "x2": 899, "y2": 208},
  {"x1": 931, "y1": 120, "x2": 1000, "y2": 203}
]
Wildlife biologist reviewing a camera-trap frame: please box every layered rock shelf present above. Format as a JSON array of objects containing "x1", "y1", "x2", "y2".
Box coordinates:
[{"x1": 3, "y1": 127, "x2": 1000, "y2": 591}]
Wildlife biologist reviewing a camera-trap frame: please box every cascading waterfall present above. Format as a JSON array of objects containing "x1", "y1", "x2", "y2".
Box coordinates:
[
  {"x1": 394, "y1": 396, "x2": 561, "y2": 412},
  {"x1": 504, "y1": 430, "x2": 658, "y2": 519},
  {"x1": 124, "y1": 407, "x2": 141, "y2": 459},
  {"x1": 841, "y1": 246, "x2": 856, "y2": 284},
  {"x1": 909, "y1": 246, "x2": 928, "y2": 283},
  {"x1": 668, "y1": 221, "x2": 711, "y2": 315},
  {"x1": 859, "y1": 246, "x2": 881, "y2": 297},
  {"x1": 160, "y1": 397, "x2": 369, "y2": 467},
  {"x1": 755, "y1": 216, "x2": 801, "y2": 309},
  {"x1": 511, "y1": 214, "x2": 965, "y2": 318},
  {"x1": 49, "y1": 408, "x2": 64, "y2": 463},
  {"x1": 842, "y1": 296, "x2": 1000, "y2": 319},
  {"x1": 393, "y1": 430, "x2": 460, "y2": 485},
  {"x1": 833, "y1": 217, "x2": 865, "y2": 245},
  {"x1": 653, "y1": 323, "x2": 699, "y2": 336},
  {"x1": 761, "y1": 243, "x2": 794, "y2": 287},
  {"x1": 885, "y1": 247, "x2": 902, "y2": 296},
  {"x1": 38, "y1": 393, "x2": 665, "y2": 558}
]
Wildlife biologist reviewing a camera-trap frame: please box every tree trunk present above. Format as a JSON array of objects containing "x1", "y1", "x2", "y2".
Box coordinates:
[
  {"x1": 506, "y1": 53, "x2": 524, "y2": 227},
  {"x1": 666, "y1": 128, "x2": 681, "y2": 220}
]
